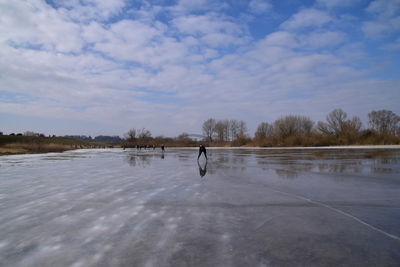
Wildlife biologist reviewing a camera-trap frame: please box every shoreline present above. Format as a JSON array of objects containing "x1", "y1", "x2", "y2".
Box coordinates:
[
  {"x1": 2, "y1": 144, "x2": 400, "y2": 156},
  {"x1": 203, "y1": 145, "x2": 400, "y2": 150}
]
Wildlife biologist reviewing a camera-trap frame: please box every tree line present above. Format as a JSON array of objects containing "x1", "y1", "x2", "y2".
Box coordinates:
[
  {"x1": 120, "y1": 109, "x2": 399, "y2": 147},
  {"x1": 4, "y1": 109, "x2": 399, "y2": 148},
  {"x1": 202, "y1": 119, "x2": 248, "y2": 142},
  {"x1": 202, "y1": 109, "x2": 400, "y2": 146}
]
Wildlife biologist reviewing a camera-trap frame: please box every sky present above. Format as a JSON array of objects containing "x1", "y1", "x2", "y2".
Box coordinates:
[{"x1": 0, "y1": 0, "x2": 399, "y2": 137}]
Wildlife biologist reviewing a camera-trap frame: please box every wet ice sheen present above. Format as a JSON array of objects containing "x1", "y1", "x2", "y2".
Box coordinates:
[{"x1": 1, "y1": 148, "x2": 400, "y2": 266}]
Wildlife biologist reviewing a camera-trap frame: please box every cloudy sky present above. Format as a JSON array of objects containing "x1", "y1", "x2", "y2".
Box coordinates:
[{"x1": 0, "y1": 0, "x2": 399, "y2": 137}]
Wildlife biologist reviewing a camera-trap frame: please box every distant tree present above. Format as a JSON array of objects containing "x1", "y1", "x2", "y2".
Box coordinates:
[
  {"x1": 317, "y1": 109, "x2": 362, "y2": 136},
  {"x1": 322, "y1": 109, "x2": 347, "y2": 136},
  {"x1": 124, "y1": 128, "x2": 137, "y2": 141},
  {"x1": 214, "y1": 120, "x2": 232, "y2": 141},
  {"x1": 177, "y1": 132, "x2": 191, "y2": 141},
  {"x1": 343, "y1": 116, "x2": 362, "y2": 137},
  {"x1": 222, "y1": 119, "x2": 231, "y2": 141},
  {"x1": 328, "y1": 110, "x2": 343, "y2": 134},
  {"x1": 237, "y1": 120, "x2": 248, "y2": 138},
  {"x1": 214, "y1": 121, "x2": 226, "y2": 141},
  {"x1": 316, "y1": 121, "x2": 332, "y2": 135},
  {"x1": 327, "y1": 109, "x2": 347, "y2": 134},
  {"x1": 254, "y1": 122, "x2": 273, "y2": 139},
  {"x1": 94, "y1": 136, "x2": 122, "y2": 142},
  {"x1": 137, "y1": 128, "x2": 152, "y2": 139},
  {"x1": 229, "y1": 119, "x2": 238, "y2": 140},
  {"x1": 368, "y1": 110, "x2": 400, "y2": 136},
  {"x1": 202, "y1": 118, "x2": 216, "y2": 141},
  {"x1": 274, "y1": 115, "x2": 314, "y2": 138},
  {"x1": 64, "y1": 135, "x2": 93, "y2": 141}
]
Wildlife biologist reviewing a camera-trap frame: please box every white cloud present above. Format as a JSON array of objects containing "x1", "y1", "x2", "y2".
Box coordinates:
[
  {"x1": 280, "y1": 8, "x2": 332, "y2": 30},
  {"x1": 366, "y1": 0, "x2": 400, "y2": 18},
  {"x1": 84, "y1": 19, "x2": 188, "y2": 67},
  {"x1": 362, "y1": 21, "x2": 389, "y2": 38},
  {"x1": 260, "y1": 31, "x2": 298, "y2": 48},
  {"x1": 316, "y1": 0, "x2": 362, "y2": 9},
  {"x1": 0, "y1": 0, "x2": 84, "y2": 53},
  {"x1": 362, "y1": 17, "x2": 400, "y2": 39},
  {"x1": 362, "y1": 0, "x2": 400, "y2": 39},
  {"x1": 256, "y1": 30, "x2": 346, "y2": 50},
  {"x1": 82, "y1": 22, "x2": 110, "y2": 43},
  {"x1": 168, "y1": 0, "x2": 224, "y2": 15},
  {"x1": 385, "y1": 37, "x2": 400, "y2": 50},
  {"x1": 172, "y1": 13, "x2": 248, "y2": 48},
  {"x1": 248, "y1": 0, "x2": 272, "y2": 14},
  {"x1": 52, "y1": 0, "x2": 126, "y2": 21},
  {"x1": 0, "y1": 1, "x2": 399, "y2": 136},
  {"x1": 172, "y1": 14, "x2": 243, "y2": 36},
  {"x1": 299, "y1": 31, "x2": 346, "y2": 49}
]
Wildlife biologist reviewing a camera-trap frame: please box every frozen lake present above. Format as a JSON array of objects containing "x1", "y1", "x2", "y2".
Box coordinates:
[{"x1": 1, "y1": 148, "x2": 400, "y2": 266}]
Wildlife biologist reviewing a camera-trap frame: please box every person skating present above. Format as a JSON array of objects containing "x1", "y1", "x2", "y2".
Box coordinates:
[{"x1": 197, "y1": 144, "x2": 207, "y2": 160}]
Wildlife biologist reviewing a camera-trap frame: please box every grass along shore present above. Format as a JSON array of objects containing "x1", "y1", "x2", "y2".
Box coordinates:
[
  {"x1": 0, "y1": 135, "x2": 112, "y2": 155},
  {"x1": 2, "y1": 132, "x2": 400, "y2": 156}
]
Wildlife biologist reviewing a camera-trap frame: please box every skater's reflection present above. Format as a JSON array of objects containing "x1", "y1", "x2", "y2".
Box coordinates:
[
  {"x1": 198, "y1": 160, "x2": 208, "y2": 177},
  {"x1": 161, "y1": 152, "x2": 165, "y2": 159}
]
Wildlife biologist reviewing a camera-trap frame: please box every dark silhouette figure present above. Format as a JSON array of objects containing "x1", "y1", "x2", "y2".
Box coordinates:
[
  {"x1": 161, "y1": 145, "x2": 165, "y2": 151},
  {"x1": 197, "y1": 144, "x2": 208, "y2": 160},
  {"x1": 198, "y1": 160, "x2": 207, "y2": 177}
]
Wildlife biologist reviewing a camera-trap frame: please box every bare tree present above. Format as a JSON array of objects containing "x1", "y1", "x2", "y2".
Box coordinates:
[
  {"x1": 302, "y1": 116, "x2": 313, "y2": 134},
  {"x1": 344, "y1": 116, "x2": 362, "y2": 136},
  {"x1": 316, "y1": 121, "x2": 332, "y2": 135},
  {"x1": 317, "y1": 109, "x2": 362, "y2": 137},
  {"x1": 326, "y1": 108, "x2": 347, "y2": 136},
  {"x1": 124, "y1": 128, "x2": 137, "y2": 140},
  {"x1": 274, "y1": 115, "x2": 314, "y2": 138},
  {"x1": 229, "y1": 119, "x2": 239, "y2": 141},
  {"x1": 222, "y1": 119, "x2": 231, "y2": 141},
  {"x1": 202, "y1": 118, "x2": 216, "y2": 141},
  {"x1": 255, "y1": 122, "x2": 273, "y2": 139},
  {"x1": 177, "y1": 132, "x2": 191, "y2": 141},
  {"x1": 317, "y1": 109, "x2": 347, "y2": 136},
  {"x1": 137, "y1": 128, "x2": 152, "y2": 139},
  {"x1": 214, "y1": 121, "x2": 227, "y2": 141},
  {"x1": 368, "y1": 110, "x2": 400, "y2": 135},
  {"x1": 237, "y1": 120, "x2": 248, "y2": 138}
]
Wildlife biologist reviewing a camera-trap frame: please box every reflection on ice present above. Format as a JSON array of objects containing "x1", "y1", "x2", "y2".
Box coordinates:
[
  {"x1": 254, "y1": 149, "x2": 400, "y2": 178},
  {"x1": 198, "y1": 160, "x2": 207, "y2": 177},
  {"x1": 1, "y1": 148, "x2": 400, "y2": 266},
  {"x1": 124, "y1": 150, "x2": 166, "y2": 167}
]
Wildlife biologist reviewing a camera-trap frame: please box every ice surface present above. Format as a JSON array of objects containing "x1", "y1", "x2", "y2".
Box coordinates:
[{"x1": 1, "y1": 148, "x2": 400, "y2": 266}]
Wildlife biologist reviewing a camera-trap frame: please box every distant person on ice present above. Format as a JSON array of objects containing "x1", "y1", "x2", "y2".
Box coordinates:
[{"x1": 197, "y1": 144, "x2": 207, "y2": 160}]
